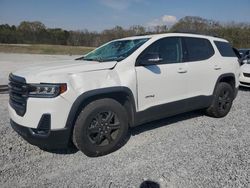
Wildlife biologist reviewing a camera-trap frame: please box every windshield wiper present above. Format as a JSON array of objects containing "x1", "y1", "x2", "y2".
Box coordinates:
[
  {"x1": 75, "y1": 56, "x2": 85, "y2": 60},
  {"x1": 82, "y1": 58, "x2": 95, "y2": 61},
  {"x1": 82, "y1": 57, "x2": 105, "y2": 62},
  {"x1": 96, "y1": 56, "x2": 125, "y2": 62},
  {"x1": 83, "y1": 56, "x2": 124, "y2": 62}
]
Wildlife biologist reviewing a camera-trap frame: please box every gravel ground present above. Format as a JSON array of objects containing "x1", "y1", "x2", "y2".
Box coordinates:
[{"x1": 0, "y1": 53, "x2": 250, "y2": 187}]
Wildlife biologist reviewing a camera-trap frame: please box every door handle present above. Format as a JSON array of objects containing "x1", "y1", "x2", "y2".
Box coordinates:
[
  {"x1": 214, "y1": 65, "x2": 221, "y2": 70},
  {"x1": 177, "y1": 68, "x2": 187, "y2": 73}
]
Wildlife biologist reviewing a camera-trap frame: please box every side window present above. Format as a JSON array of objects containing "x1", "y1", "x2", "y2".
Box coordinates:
[
  {"x1": 214, "y1": 41, "x2": 236, "y2": 57},
  {"x1": 183, "y1": 37, "x2": 214, "y2": 62},
  {"x1": 138, "y1": 37, "x2": 183, "y2": 64}
]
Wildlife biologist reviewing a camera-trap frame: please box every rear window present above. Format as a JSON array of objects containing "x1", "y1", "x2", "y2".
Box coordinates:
[
  {"x1": 183, "y1": 37, "x2": 215, "y2": 62},
  {"x1": 214, "y1": 41, "x2": 236, "y2": 57}
]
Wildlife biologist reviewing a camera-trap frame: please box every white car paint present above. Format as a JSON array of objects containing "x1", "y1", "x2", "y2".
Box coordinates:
[{"x1": 240, "y1": 63, "x2": 250, "y2": 87}]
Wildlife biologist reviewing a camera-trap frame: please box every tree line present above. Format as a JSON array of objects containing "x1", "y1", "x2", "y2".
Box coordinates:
[{"x1": 0, "y1": 16, "x2": 250, "y2": 48}]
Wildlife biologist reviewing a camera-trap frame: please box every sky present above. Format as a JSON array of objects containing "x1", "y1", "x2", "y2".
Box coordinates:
[{"x1": 0, "y1": 0, "x2": 250, "y2": 31}]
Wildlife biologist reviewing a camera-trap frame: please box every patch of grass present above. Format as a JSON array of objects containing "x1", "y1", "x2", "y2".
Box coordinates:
[{"x1": 0, "y1": 44, "x2": 95, "y2": 55}]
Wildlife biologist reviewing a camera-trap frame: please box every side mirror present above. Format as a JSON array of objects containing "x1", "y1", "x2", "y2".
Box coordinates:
[{"x1": 138, "y1": 53, "x2": 163, "y2": 66}]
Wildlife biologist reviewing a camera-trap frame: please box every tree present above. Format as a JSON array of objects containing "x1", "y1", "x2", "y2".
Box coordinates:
[
  {"x1": 17, "y1": 21, "x2": 46, "y2": 43},
  {"x1": 18, "y1": 21, "x2": 46, "y2": 32},
  {"x1": 0, "y1": 18, "x2": 250, "y2": 48},
  {"x1": 171, "y1": 16, "x2": 221, "y2": 34}
]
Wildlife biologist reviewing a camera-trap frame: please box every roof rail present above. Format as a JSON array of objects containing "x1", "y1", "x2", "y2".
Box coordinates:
[{"x1": 172, "y1": 30, "x2": 222, "y2": 38}]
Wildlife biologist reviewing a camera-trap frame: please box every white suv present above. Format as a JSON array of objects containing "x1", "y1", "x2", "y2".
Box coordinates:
[
  {"x1": 9, "y1": 33, "x2": 240, "y2": 157},
  {"x1": 239, "y1": 55, "x2": 250, "y2": 87}
]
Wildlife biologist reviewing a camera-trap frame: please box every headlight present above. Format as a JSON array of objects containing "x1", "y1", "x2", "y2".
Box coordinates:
[{"x1": 28, "y1": 83, "x2": 67, "y2": 98}]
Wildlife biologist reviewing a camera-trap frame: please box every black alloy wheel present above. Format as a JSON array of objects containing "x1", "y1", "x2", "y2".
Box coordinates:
[
  {"x1": 87, "y1": 111, "x2": 121, "y2": 146},
  {"x1": 73, "y1": 98, "x2": 128, "y2": 157},
  {"x1": 218, "y1": 89, "x2": 231, "y2": 113}
]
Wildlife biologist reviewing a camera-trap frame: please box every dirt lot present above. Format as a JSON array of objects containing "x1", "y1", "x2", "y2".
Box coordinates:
[
  {"x1": 0, "y1": 53, "x2": 250, "y2": 187},
  {"x1": 0, "y1": 44, "x2": 94, "y2": 55}
]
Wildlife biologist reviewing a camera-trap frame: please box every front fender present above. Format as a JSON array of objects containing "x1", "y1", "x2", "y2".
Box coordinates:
[{"x1": 65, "y1": 86, "x2": 136, "y2": 131}]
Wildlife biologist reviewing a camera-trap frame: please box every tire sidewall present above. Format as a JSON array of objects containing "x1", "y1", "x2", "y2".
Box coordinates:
[
  {"x1": 73, "y1": 99, "x2": 128, "y2": 157},
  {"x1": 213, "y1": 83, "x2": 234, "y2": 117}
]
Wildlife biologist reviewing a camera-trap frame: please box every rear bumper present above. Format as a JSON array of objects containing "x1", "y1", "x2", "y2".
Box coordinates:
[{"x1": 10, "y1": 119, "x2": 71, "y2": 149}]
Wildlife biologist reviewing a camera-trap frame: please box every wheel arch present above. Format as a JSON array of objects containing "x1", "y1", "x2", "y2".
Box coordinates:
[
  {"x1": 65, "y1": 87, "x2": 136, "y2": 132},
  {"x1": 213, "y1": 73, "x2": 236, "y2": 96}
]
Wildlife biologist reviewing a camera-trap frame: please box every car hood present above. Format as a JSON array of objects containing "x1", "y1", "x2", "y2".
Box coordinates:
[
  {"x1": 241, "y1": 64, "x2": 250, "y2": 73},
  {"x1": 13, "y1": 60, "x2": 117, "y2": 83}
]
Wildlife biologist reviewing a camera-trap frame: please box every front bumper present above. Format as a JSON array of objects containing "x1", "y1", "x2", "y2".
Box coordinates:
[
  {"x1": 239, "y1": 73, "x2": 250, "y2": 87},
  {"x1": 10, "y1": 119, "x2": 71, "y2": 149},
  {"x1": 239, "y1": 81, "x2": 250, "y2": 87}
]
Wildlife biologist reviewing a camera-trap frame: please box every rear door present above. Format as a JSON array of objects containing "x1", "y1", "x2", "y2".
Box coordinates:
[{"x1": 182, "y1": 37, "x2": 217, "y2": 97}]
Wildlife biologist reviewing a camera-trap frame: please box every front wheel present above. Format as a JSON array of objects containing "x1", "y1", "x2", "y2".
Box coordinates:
[
  {"x1": 73, "y1": 98, "x2": 128, "y2": 157},
  {"x1": 206, "y1": 82, "x2": 234, "y2": 118}
]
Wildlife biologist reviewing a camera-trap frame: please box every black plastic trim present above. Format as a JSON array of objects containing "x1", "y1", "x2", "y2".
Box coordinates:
[
  {"x1": 134, "y1": 95, "x2": 213, "y2": 126},
  {"x1": 37, "y1": 114, "x2": 51, "y2": 131},
  {"x1": 9, "y1": 73, "x2": 26, "y2": 83},
  {"x1": 11, "y1": 119, "x2": 71, "y2": 149},
  {"x1": 213, "y1": 73, "x2": 237, "y2": 97},
  {"x1": 9, "y1": 73, "x2": 28, "y2": 116}
]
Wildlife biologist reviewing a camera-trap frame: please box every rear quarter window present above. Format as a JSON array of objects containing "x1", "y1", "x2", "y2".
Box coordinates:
[{"x1": 214, "y1": 41, "x2": 236, "y2": 57}]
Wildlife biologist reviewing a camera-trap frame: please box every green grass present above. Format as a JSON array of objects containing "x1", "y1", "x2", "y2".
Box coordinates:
[{"x1": 0, "y1": 44, "x2": 95, "y2": 55}]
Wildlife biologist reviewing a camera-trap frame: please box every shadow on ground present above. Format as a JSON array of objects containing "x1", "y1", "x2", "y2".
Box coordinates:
[
  {"x1": 0, "y1": 85, "x2": 8, "y2": 94},
  {"x1": 239, "y1": 86, "x2": 250, "y2": 91},
  {"x1": 41, "y1": 143, "x2": 79, "y2": 155},
  {"x1": 140, "y1": 180, "x2": 160, "y2": 188}
]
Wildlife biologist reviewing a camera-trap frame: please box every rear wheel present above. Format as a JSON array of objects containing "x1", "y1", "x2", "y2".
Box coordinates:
[
  {"x1": 206, "y1": 82, "x2": 234, "y2": 118},
  {"x1": 73, "y1": 98, "x2": 128, "y2": 157}
]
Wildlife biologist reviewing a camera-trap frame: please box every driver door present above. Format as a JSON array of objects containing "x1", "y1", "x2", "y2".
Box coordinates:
[{"x1": 135, "y1": 37, "x2": 189, "y2": 112}]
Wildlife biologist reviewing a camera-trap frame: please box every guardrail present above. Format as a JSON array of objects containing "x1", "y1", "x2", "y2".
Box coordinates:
[{"x1": 0, "y1": 85, "x2": 9, "y2": 94}]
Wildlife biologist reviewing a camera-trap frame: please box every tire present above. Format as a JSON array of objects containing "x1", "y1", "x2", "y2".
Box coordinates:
[
  {"x1": 206, "y1": 82, "x2": 234, "y2": 118},
  {"x1": 73, "y1": 98, "x2": 128, "y2": 157}
]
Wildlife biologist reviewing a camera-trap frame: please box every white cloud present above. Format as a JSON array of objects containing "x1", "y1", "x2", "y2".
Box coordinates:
[
  {"x1": 100, "y1": 0, "x2": 142, "y2": 10},
  {"x1": 147, "y1": 15, "x2": 178, "y2": 27},
  {"x1": 162, "y1": 15, "x2": 177, "y2": 23}
]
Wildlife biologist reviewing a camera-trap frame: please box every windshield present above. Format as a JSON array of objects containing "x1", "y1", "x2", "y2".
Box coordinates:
[{"x1": 83, "y1": 38, "x2": 149, "y2": 62}]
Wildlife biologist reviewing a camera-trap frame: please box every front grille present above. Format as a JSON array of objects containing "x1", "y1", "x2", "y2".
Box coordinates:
[
  {"x1": 243, "y1": 73, "x2": 250, "y2": 78},
  {"x1": 9, "y1": 74, "x2": 28, "y2": 116}
]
